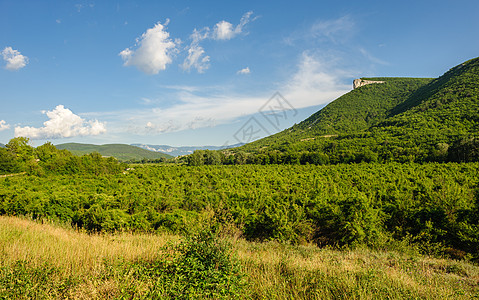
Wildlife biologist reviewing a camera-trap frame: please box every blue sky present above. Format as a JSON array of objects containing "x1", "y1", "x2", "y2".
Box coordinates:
[{"x1": 1, "y1": 0, "x2": 478, "y2": 146}]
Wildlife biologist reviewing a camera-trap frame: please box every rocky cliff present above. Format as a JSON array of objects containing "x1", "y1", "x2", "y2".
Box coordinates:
[{"x1": 353, "y1": 79, "x2": 385, "y2": 89}]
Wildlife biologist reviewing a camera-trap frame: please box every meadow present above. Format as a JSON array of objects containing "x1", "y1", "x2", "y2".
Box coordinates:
[{"x1": 1, "y1": 215, "x2": 478, "y2": 299}]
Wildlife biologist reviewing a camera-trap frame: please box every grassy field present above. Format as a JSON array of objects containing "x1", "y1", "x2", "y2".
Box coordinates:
[{"x1": 1, "y1": 215, "x2": 478, "y2": 299}]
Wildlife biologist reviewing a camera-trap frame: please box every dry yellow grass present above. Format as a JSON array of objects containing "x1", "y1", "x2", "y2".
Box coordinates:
[
  {"x1": 0, "y1": 215, "x2": 175, "y2": 268},
  {"x1": 0, "y1": 215, "x2": 179, "y2": 298},
  {"x1": 1, "y1": 215, "x2": 478, "y2": 299}
]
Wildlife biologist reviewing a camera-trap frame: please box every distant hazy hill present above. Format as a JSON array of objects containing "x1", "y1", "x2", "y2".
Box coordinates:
[
  {"x1": 55, "y1": 143, "x2": 173, "y2": 161},
  {"x1": 0, "y1": 143, "x2": 5, "y2": 148},
  {"x1": 132, "y1": 143, "x2": 244, "y2": 157},
  {"x1": 234, "y1": 57, "x2": 479, "y2": 163}
]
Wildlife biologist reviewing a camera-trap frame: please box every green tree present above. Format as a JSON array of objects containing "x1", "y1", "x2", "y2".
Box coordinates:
[
  {"x1": 0, "y1": 147, "x2": 21, "y2": 174},
  {"x1": 6, "y1": 137, "x2": 34, "y2": 163}
]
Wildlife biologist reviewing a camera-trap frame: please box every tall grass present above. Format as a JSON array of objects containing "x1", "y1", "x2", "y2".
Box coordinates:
[{"x1": 1, "y1": 216, "x2": 478, "y2": 299}]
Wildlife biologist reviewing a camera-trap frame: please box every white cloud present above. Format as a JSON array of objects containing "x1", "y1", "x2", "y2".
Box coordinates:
[
  {"x1": 119, "y1": 21, "x2": 177, "y2": 74},
  {"x1": 14, "y1": 105, "x2": 106, "y2": 139},
  {"x1": 282, "y1": 52, "x2": 351, "y2": 108},
  {"x1": 182, "y1": 12, "x2": 255, "y2": 72},
  {"x1": 237, "y1": 67, "x2": 250, "y2": 75},
  {"x1": 0, "y1": 120, "x2": 10, "y2": 131},
  {"x1": 1, "y1": 47, "x2": 29, "y2": 71},
  {"x1": 99, "y1": 52, "x2": 350, "y2": 136},
  {"x1": 181, "y1": 28, "x2": 210, "y2": 73},
  {"x1": 213, "y1": 11, "x2": 254, "y2": 40},
  {"x1": 213, "y1": 21, "x2": 235, "y2": 40},
  {"x1": 182, "y1": 46, "x2": 210, "y2": 73}
]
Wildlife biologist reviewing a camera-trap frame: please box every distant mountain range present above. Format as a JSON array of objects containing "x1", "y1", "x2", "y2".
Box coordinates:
[
  {"x1": 131, "y1": 143, "x2": 244, "y2": 157},
  {"x1": 55, "y1": 143, "x2": 173, "y2": 161},
  {"x1": 0, "y1": 143, "x2": 5, "y2": 148}
]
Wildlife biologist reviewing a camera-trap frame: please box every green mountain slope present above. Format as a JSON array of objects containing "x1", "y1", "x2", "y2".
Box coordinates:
[
  {"x1": 375, "y1": 57, "x2": 479, "y2": 140},
  {"x1": 55, "y1": 143, "x2": 173, "y2": 162},
  {"x1": 228, "y1": 57, "x2": 479, "y2": 164},
  {"x1": 299, "y1": 77, "x2": 433, "y2": 134}
]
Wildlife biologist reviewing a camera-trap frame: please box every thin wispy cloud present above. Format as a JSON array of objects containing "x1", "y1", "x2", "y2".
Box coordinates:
[
  {"x1": 310, "y1": 15, "x2": 355, "y2": 43},
  {"x1": 358, "y1": 48, "x2": 389, "y2": 65},
  {"x1": 181, "y1": 28, "x2": 210, "y2": 73}
]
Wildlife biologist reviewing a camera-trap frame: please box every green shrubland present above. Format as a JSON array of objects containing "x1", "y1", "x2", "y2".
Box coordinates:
[{"x1": 1, "y1": 163, "x2": 478, "y2": 260}]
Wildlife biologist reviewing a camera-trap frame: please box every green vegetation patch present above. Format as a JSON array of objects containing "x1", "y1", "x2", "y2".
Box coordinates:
[
  {"x1": 1, "y1": 163, "x2": 479, "y2": 260},
  {"x1": 55, "y1": 143, "x2": 173, "y2": 162}
]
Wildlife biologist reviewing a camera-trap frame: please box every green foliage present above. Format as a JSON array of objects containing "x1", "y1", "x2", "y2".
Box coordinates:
[
  {"x1": 165, "y1": 230, "x2": 245, "y2": 298},
  {"x1": 6, "y1": 137, "x2": 34, "y2": 163},
  {"x1": 0, "y1": 147, "x2": 22, "y2": 174},
  {"x1": 0, "y1": 138, "x2": 126, "y2": 176},
  {"x1": 55, "y1": 142, "x2": 173, "y2": 162},
  {"x1": 0, "y1": 261, "x2": 78, "y2": 299},
  {"x1": 1, "y1": 163, "x2": 479, "y2": 259},
  {"x1": 186, "y1": 149, "x2": 224, "y2": 166},
  {"x1": 110, "y1": 229, "x2": 245, "y2": 299}
]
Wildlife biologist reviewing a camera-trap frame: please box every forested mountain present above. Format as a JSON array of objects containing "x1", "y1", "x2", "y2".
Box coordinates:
[
  {"x1": 55, "y1": 143, "x2": 173, "y2": 162},
  {"x1": 209, "y1": 57, "x2": 479, "y2": 165}
]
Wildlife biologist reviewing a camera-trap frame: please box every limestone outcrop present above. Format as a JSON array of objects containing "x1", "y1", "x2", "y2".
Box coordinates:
[{"x1": 353, "y1": 79, "x2": 385, "y2": 89}]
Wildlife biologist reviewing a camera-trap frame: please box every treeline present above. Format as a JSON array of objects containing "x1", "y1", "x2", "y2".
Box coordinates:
[
  {"x1": 0, "y1": 137, "x2": 126, "y2": 176},
  {"x1": 1, "y1": 163, "x2": 478, "y2": 260},
  {"x1": 185, "y1": 135, "x2": 479, "y2": 166}
]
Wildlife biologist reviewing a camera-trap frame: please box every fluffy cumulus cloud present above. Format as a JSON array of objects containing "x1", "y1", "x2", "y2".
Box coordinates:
[
  {"x1": 182, "y1": 11, "x2": 255, "y2": 72},
  {"x1": 1, "y1": 47, "x2": 29, "y2": 71},
  {"x1": 213, "y1": 21, "x2": 235, "y2": 40},
  {"x1": 0, "y1": 120, "x2": 10, "y2": 131},
  {"x1": 237, "y1": 67, "x2": 250, "y2": 75},
  {"x1": 119, "y1": 21, "x2": 177, "y2": 75},
  {"x1": 14, "y1": 105, "x2": 106, "y2": 139},
  {"x1": 181, "y1": 28, "x2": 210, "y2": 73},
  {"x1": 213, "y1": 11, "x2": 253, "y2": 40}
]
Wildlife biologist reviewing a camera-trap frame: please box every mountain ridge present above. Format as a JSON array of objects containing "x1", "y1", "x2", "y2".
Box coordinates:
[
  {"x1": 223, "y1": 57, "x2": 479, "y2": 164},
  {"x1": 55, "y1": 143, "x2": 173, "y2": 162}
]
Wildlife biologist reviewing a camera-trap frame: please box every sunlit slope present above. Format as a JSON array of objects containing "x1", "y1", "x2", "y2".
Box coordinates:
[{"x1": 237, "y1": 57, "x2": 479, "y2": 162}]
